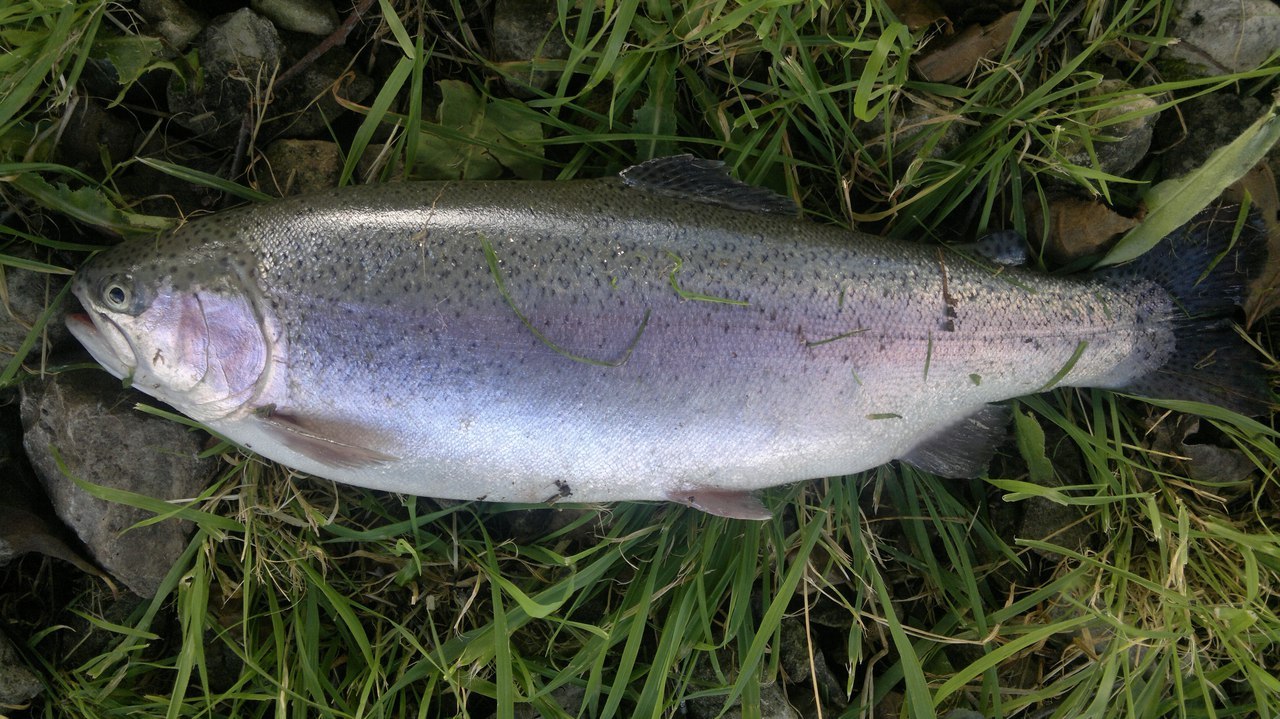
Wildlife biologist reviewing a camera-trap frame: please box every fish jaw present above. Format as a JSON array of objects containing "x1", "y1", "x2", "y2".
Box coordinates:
[{"x1": 66, "y1": 311, "x2": 136, "y2": 381}]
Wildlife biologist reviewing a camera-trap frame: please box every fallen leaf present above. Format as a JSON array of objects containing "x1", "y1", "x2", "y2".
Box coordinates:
[
  {"x1": 414, "y1": 80, "x2": 544, "y2": 181},
  {"x1": 1223, "y1": 162, "x2": 1280, "y2": 323},
  {"x1": 913, "y1": 11, "x2": 1018, "y2": 84},
  {"x1": 1025, "y1": 193, "x2": 1141, "y2": 266},
  {"x1": 0, "y1": 503, "x2": 108, "y2": 581},
  {"x1": 886, "y1": 0, "x2": 951, "y2": 32}
]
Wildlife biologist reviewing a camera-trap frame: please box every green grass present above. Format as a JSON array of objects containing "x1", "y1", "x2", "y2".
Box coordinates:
[{"x1": 2, "y1": 0, "x2": 1279, "y2": 717}]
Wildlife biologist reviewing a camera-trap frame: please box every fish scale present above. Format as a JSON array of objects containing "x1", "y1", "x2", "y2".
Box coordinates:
[{"x1": 66, "y1": 157, "x2": 1268, "y2": 518}]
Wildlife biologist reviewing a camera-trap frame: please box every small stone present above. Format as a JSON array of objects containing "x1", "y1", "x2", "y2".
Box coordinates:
[
  {"x1": 54, "y1": 99, "x2": 139, "y2": 175},
  {"x1": 167, "y1": 9, "x2": 284, "y2": 144},
  {"x1": 252, "y1": 0, "x2": 339, "y2": 36},
  {"x1": 492, "y1": 0, "x2": 571, "y2": 94},
  {"x1": 19, "y1": 371, "x2": 218, "y2": 597},
  {"x1": 1068, "y1": 80, "x2": 1159, "y2": 177},
  {"x1": 1166, "y1": 0, "x2": 1280, "y2": 74},
  {"x1": 0, "y1": 629, "x2": 41, "y2": 707},
  {"x1": 270, "y1": 47, "x2": 377, "y2": 139},
  {"x1": 513, "y1": 684, "x2": 584, "y2": 718},
  {"x1": 138, "y1": 0, "x2": 205, "y2": 50},
  {"x1": 0, "y1": 246, "x2": 74, "y2": 368},
  {"x1": 1154, "y1": 93, "x2": 1266, "y2": 178},
  {"x1": 264, "y1": 139, "x2": 342, "y2": 194},
  {"x1": 854, "y1": 97, "x2": 969, "y2": 178}
]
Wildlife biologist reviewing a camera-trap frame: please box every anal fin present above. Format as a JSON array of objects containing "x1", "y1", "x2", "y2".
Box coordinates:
[
  {"x1": 666, "y1": 488, "x2": 772, "y2": 520},
  {"x1": 255, "y1": 410, "x2": 398, "y2": 469},
  {"x1": 900, "y1": 404, "x2": 1012, "y2": 478}
]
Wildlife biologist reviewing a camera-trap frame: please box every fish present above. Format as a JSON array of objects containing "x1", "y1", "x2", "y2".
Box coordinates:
[{"x1": 66, "y1": 156, "x2": 1270, "y2": 519}]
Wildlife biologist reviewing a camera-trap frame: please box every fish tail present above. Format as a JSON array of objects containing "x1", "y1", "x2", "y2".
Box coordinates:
[{"x1": 1105, "y1": 204, "x2": 1273, "y2": 416}]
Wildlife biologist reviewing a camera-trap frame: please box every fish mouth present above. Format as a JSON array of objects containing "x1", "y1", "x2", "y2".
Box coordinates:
[{"x1": 66, "y1": 311, "x2": 136, "y2": 381}]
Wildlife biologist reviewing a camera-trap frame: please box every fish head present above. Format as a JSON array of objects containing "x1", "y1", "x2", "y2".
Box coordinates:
[{"x1": 67, "y1": 231, "x2": 273, "y2": 422}]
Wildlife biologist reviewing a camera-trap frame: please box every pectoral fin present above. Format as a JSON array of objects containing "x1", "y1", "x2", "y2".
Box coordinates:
[
  {"x1": 900, "y1": 404, "x2": 1011, "y2": 478},
  {"x1": 667, "y1": 488, "x2": 772, "y2": 520},
  {"x1": 255, "y1": 410, "x2": 398, "y2": 469}
]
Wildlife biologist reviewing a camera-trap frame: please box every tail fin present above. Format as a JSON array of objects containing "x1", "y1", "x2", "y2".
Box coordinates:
[{"x1": 1105, "y1": 204, "x2": 1273, "y2": 416}]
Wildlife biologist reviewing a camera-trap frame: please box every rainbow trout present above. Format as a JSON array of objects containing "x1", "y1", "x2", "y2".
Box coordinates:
[{"x1": 67, "y1": 157, "x2": 1268, "y2": 518}]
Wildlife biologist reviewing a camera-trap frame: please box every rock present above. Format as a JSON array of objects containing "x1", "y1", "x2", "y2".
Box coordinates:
[
  {"x1": 1154, "y1": 93, "x2": 1266, "y2": 178},
  {"x1": 1068, "y1": 80, "x2": 1159, "y2": 177},
  {"x1": 943, "y1": 711, "x2": 987, "y2": 719},
  {"x1": 512, "y1": 684, "x2": 584, "y2": 718},
  {"x1": 252, "y1": 0, "x2": 339, "y2": 36},
  {"x1": 855, "y1": 97, "x2": 969, "y2": 178},
  {"x1": 167, "y1": 9, "x2": 285, "y2": 144},
  {"x1": 1017, "y1": 423, "x2": 1093, "y2": 561},
  {"x1": 0, "y1": 630, "x2": 41, "y2": 707},
  {"x1": 264, "y1": 139, "x2": 342, "y2": 194},
  {"x1": 0, "y1": 245, "x2": 74, "y2": 368},
  {"x1": 776, "y1": 617, "x2": 848, "y2": 713},
  {"x1": 874, "y1": 691, "x2": 904, "y2": 718},
  {"x1": 492, "y1": 0, "x2": 571, "y2": 94},
  {"x1": 354, "y1": 143, "x2": 407, "y2": 183},
  {"x1": 138, "y1": 0, "x2": 205, "y2": 50},
  {"x1": 19, "y1": 371, "x2": 218, "y2": 597},
  {"x1": 685, "y1": 675, "x2": 799, "y2": 719},
  {"x1": 269, "y1": 47, "x2": 377, "y2": 139},
  {"x1": 54, "y1": 99, "x2": 139, "y2": 175},
  {"x1": 1166, "y1": 0, "x2": 1280, "y2": 74}
]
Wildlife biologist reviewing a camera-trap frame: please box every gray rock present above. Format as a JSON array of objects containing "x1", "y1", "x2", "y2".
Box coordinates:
[
  {"x1": 138, "y1": 0, "x2": 205, "y2": 50},
  {"x1": 1166, "y1": 0, "x2": 1280, "y2": 74},
  {"x1": 264, "y1": 139, "x2": 342, "y2": 194},
  {"x1": 0, "y1": 246, "x2": 74, "y2": 368},
  {"x1": 777, "y1": 618, "x2": 848, "y2": 714},
  {"x1": 270, "y1": 47, "x2": 376, "y2": 139},
  {"x1": 0, "y1": 629, "x2": 41, "y2": 707},
  {"x1": 1017, "y1": 491, "x2": 1091, "y2": 561},
  {"x1": 492, "y1": 0, "x2": 570, "y2": 94},
  {"x1": 512, "y1": 684, "x2": 584, "y2": 718},
  {"x1": 943, "y1": 711, "x2": 987, "y2": 719},
  {"x1": 19, "y1": 371, "x2": 217, "y2": 597},
  {"x1": 686, "y1": 679, "x2": 799, "y2": 719},
  {"x1": 1068, "y1": 80, "x2": 1159, "y2": 177},
  {"x1": 55, "y1": 98, "x2": 139, "y2": 175},
  {"x1": 167, "y1": 9, "x2": 284, "y2": 143},
  {"x1": 855, "y1": 97, "x2": 969, "y2": 177},
  {"x1": 1154, "y1": 93, "x2": 1267, "y2": 180},
  {"x1": 252, "y1": 0, "x2": 338, "y2": 35}
]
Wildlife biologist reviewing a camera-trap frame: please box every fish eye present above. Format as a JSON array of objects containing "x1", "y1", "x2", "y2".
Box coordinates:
[{"x1": 103, "y1": 281, "x2": 132, "y2": 311}]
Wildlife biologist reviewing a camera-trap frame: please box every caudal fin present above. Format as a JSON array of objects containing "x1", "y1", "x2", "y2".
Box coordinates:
[{"x1": 1106, "y1": 204, "x2": 1273, "y2": 416}]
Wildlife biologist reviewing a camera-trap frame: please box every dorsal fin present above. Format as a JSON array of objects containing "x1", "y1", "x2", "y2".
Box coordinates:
[
  {"x1": 952, "y1": 230, "x2": 1028, "y2": 266},
  {"x1": 620, "y1": 155, "x2": 799, "y2": 215}
]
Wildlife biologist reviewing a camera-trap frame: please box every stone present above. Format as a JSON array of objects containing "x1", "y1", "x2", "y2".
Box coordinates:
[
  {"x1": 854, "y1": 97, "x2": 969, "y2": 179},
  {"x1": 167, "y1": 8, "x2": 285, "y2": 144},
  {"x1": 54, "y1": 98, "x2": 138, "y2": 175},
  {"x1": 492, "y1": 0, "x2": 571, "y2": 94},
  {"x1": 1068, "y1": 80, "x2": 1159, "y2": 177},
  {"x1": 269, "y1": 47, "x2": 377, "y2": 139},
  {"x1": 138, "y1": 0, "x2": 206, "y2": 50},
  {"x1": 512, "y1": 684, "x2": 584, "y2": 718},
  {"x1": 0, "y1": 246, "x2": 74, "y2": 369},
  {"x1": 263, "y1": 139, "x2": 342, "y2": 194},
  {"x1": 1166, "y1": 0, "x2": 1280, "y2": 74},
  {"x1": 0, "y1": 630, "x2": 41, "y2": 707},
  {"x1": 685, "y1": 678, "x2": 800, "y2": 719},
  {"x1": 19, "y1": 371, "x2": 218, "y2": 597},
  {"x1": 1154, "y1": 93, "x2": 1266, "y2": 178},
  {"x1": 252, "y1": 0, "x2": 339, "y2": 36}
]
